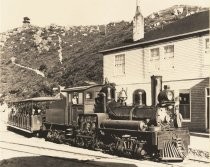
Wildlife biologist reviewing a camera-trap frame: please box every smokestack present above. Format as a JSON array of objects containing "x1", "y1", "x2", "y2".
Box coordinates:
[
  {"x1": 133, "y1": 0, "x2": 144, "y2": 41},
  {"x1": 151, "y1": 76, "x2": 162, "y2": 106}
]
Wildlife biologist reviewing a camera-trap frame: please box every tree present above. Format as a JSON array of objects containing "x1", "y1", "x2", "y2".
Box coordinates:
[
  {"x1": 39, "y1": 64, "x2": 47, "y2": 71},
  {"x1": 23, "y1": 17, "x2": 30, "y2": 24}
]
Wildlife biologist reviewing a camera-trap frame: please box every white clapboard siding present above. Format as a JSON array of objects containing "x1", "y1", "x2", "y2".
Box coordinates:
[
  {"x1": 115, "y1": 83, "x2": 152, "y2": 106},
  {"x1": 145, "y1": 36, "x2": 209, "y2": 81},
  {"x1": 103, "y1": 48, "x2": 145, "y2": 85},
  {"x1": 104, "y1": 34, "x2": 210, "y2": 86}
]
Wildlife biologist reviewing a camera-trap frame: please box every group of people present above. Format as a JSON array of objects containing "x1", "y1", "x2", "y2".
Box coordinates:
[{"x1": 9, "y1": 103, "x2": 46, "y2": 117}]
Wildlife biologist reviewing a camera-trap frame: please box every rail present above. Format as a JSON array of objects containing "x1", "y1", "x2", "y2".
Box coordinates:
[{"x1": 0, "y1": 140, "x2": 209, "y2": 167}]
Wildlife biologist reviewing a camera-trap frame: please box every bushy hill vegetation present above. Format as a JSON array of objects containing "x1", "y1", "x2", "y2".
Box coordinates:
[{"x1": 0, "y1": 5, "x2": 208, "y2": 102}]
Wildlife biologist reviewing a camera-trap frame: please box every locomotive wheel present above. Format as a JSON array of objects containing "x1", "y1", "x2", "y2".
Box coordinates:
[
  {"x1": 46, "y1": 130, "x2": 53, "y2": 141},
  {"x1": 75, "y1": 137, "x2": 85, "y2": 147},
  {"x1": 57, "y1": 132, "x2": 65, "y2": 144},
  {"x1": 91, "y1": 138, "x2": 99, "y2": 150},
  {"x1": 84, "y1": 139, "x2": 89, "y2": 148},
  {"x1": 53, "y1": 130, "x2": 60, "y2": 143},
  {"x1": 134, "y1": 143, "x2": 147, "y2": 159}
]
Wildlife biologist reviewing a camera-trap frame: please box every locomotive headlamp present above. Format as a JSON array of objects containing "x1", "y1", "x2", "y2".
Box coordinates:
[{"x1": 167, "y1": 91, "x2": 173, "y2": 101}]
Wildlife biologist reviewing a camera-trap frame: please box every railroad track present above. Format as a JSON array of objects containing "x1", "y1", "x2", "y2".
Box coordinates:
[
  {"x1": 0, "y1": 140, "x2": 112, "y2": 160},
  {"x1": 0, "y1": 140, "x2": 209, "y2": 167},
  {"x1": 187, "y1": 148, "x2": 209, "y2": 162}
]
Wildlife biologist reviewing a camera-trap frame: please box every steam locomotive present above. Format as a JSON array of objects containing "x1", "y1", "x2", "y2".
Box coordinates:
[{"x1": 7, "y1": 76, "x2": 190, "y2": 161}]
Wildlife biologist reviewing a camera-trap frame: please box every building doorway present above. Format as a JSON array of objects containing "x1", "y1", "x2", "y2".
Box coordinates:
[
  {"x1": 179, "y1": 89, "x2": 190, "y2": 121},
  {"x1": 206, "y1": 88, "x2": 210, "y2": 132}
]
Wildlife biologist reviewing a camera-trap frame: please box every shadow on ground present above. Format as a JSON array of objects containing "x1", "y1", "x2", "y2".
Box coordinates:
[
  {"x1": 6, "y1": 126, "x2": 36, "y2": 138},
  {"x1": 0, "y1": 156, "x2": 137, "y2": 167}
]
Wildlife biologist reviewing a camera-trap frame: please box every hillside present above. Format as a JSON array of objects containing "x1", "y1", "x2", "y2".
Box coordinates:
[{"x1": 0, "y1": 5, "x2": 208, "y2": 102}]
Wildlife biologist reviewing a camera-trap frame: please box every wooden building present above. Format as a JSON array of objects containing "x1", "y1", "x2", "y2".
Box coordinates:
[{"x1": 100, "y1": 3, "x2": 209, "y2": 132}]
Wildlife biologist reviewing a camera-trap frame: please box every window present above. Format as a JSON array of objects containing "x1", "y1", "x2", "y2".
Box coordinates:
[
  {"x1": 150, "y1": 48, "x2": 160, "y2": 71},
  {"x1": 206, "y1": 88, "x2": 210, "y2": 129},
  {"x1": 204, "y1": 38, "x2": 210, "y2": 66},
  {"x1": 72, "y1": 92, "x2": 83, "y2": 104},
  {"x1": 206, "y1": 38, "x2": 209, "y2": 51},
  {"x1": 78, "y1": 93, "x2": 83, "y2": 104},
  {"x1": 150, "y1": 48, "x2": 160, "y2": 61},
  {"x1": 179, "y1": 89, "x2": 190, "y2": 121},
  {"x1": 164, "y1": 45, "x2": 174, "y2": 58},
  {"x1": 86, "y1": 92, "x2": 93, "y2": 99},
  {"x1": 115, "y1": 54, "x2": 125, "y2": 75},
  {"x1": 72, "y1": 92, "x2": 78, "y2": 104}
]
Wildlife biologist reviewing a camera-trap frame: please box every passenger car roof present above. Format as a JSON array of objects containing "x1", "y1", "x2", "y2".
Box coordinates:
[
  {"x1": 13, "y1": 97, "x2": 61, "y2": 103},
  {"x1": 62, "y1": 84, "x2": 102, "y2": 92}
]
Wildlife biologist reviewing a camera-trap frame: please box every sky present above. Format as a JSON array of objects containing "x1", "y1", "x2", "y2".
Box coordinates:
[{"x1": 0, "y1": 0, "x2": 209, "y2": 33}]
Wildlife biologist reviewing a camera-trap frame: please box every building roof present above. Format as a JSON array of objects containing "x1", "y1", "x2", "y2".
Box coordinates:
[
  {"x1": 62, "y1": 84, "x2": 102, "y2": 92},
  {"x1": 13, "y1": 96, "x2": 61, "y2": 103},
  {"x1": 100, "y1": 10, "x2": 209, "y2": 54}
]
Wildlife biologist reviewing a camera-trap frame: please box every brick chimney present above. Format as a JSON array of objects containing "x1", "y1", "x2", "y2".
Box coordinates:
[{"x1": 133, "y1": 0, "x2": 144, "y2": 41}]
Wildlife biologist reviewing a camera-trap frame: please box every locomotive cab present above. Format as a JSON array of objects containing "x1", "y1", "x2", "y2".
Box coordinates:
[
  {"x1": 44, "y1": 84, "x2": 103, "y2": 142},
  {"x1": 62, "y1": 85, "x2": 103, "y2": 125}
]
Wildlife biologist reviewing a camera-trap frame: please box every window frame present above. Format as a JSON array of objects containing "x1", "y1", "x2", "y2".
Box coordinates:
[
  {"x1": 114, "y1": 54, "x2": 125, "y2": 76},
  {"x1": 78, "y1": 92, "x2": 83, "y2": 104},
  {"x1": 150, "y1": 48, "x2": 160, "y2": 61},
  {"x1": 179, "y1": 89, "x2": 191, "y2": 122},
  {"x1": 204, "y1": 37, "x2": 210, "y2": 66},
  {"x1": 164, "y1": 45, "x2": 174, "y2": 59},
  {"x1": 71, "y1": 92, "x2": 83, "y2": 105},
  {"x1": 205, "y1": 38, "x2": 209, "y2": 50},
  {"x1": 85, "y1": 92, "x2": 93, "y2": 100}
]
